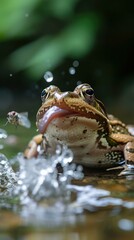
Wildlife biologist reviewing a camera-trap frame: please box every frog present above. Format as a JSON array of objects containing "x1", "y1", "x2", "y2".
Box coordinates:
[{"x1": 24, "y1": 83, "x2": 134, "y2": 175}]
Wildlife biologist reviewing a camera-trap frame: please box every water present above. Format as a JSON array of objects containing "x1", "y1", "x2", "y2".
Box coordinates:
[
  {"x1": 43, "y1": 71, "x2": 54, "y2": 82},
  {"x1": 0, "y1": 128, "x2": 8, "y2": 139},
  {"x1": 118, "y1": 219, "x2": 134, "y2": 231},
  {"x1": 12, "y1": 146, "x2": 83, "y2": 203},
  {"x1": 73, "y1": 60, "x2": 79, "y2": 68},
  {"x1": 0, "y1": 145, "x2": 134, "y2": 228},
  {"x1": 68, "y1": 60, "x2": 79, "y2": 75},
  {"x1": 0, "y1": 128, "x2": 134, "y2": 239},
  {"x1": 0, "y1": 128, "x2": 12, "y2": 149},
  {"x1": 69, "y1": 67, "x2": 76, "y2": 75},
  {"x1": 0, "y1": 154, "x2": 17, "y2": 189},
  {"x1": 0, "y1": 146, "x2": 84, "y2": 224}
]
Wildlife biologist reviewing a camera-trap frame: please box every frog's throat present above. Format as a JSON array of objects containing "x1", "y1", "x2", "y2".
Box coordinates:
[
  {"x1": 37, "y1": 105, "x2": 109, "y2": 134},
  {"x1": 37, "y1": 106, "x2": 77, "y2": 133}
]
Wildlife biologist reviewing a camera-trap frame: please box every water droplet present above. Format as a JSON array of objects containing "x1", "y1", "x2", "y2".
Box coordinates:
[
  {"x1": 77, "y1": 165, "x2": 83, "y2": 172},
  {"x1": 0, "y1": 129, "x2": 8, "y2": 139},
  {"x1": 55, "y1": 145, "x2": 62, "y2": 155},
  {"x1": 0, "y1": 145, "x2": 4, "y2": 150},
  {"x1": 9, "y1": 73, "x2": 13, "y2": 77},
  {"x1": 77, "y1": 81, "x2": 82, "y2": 86},
  {"x1": 62, "y1": 149, "x2": 73, "y2": 166},
  {"x1": 69, "y1": 67, "x2": 76, "y2": 75},
  {"x1": 118, "y1": 219, "x2": 134, "y2": 231},
  {"x1": 73, "y1": 60, "x2": 79, "y2": 67},
  {"x1": 43, "y1": 71, "x2": 53, "y2": 82}
]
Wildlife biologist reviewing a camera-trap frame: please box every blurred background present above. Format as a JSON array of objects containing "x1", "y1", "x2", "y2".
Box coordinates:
[{"x1": 0, "y1": 0, "x2": 134, "y2": 122}]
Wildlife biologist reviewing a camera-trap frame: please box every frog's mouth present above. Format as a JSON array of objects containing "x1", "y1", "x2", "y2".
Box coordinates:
[{"x1": 37, "y1": 106, "x2": 76, "y2": 134}]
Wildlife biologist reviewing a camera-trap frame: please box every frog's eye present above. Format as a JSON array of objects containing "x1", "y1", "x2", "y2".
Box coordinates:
[
  {"x1": 41, "y1": 89, "x2": 47, "y2": 98},
  {"x1": 41, "y1": 89, "x2": 48, "y2": 102},
  {"x1": 83, "y1": 87, "x2": 94, "y2": 99},
  {"x1": 82, "y1": 86, "x2": 95, "y2": 104},
  {"x1": 85, "y1": 88, "x2": 94, "y2": 96}
]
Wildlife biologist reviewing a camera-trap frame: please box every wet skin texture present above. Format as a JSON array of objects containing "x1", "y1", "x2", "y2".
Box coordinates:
[{"x1": 24, "y1": 83, "x2": 134, "y2": 174}]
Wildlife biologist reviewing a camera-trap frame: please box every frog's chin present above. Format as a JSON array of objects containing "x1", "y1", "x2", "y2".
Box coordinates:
[{"x1": 37, "y1": 106, "x2": 76, "y2": 134}]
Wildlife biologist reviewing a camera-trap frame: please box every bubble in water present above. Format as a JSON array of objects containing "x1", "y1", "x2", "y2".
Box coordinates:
[
  {"x1": 69, "y1": 67, "x2": 76, "y2": 75},
  {"x1": 43, "y1": 71, "x2": 53, "y2": 82},
  {"x1": 73, "y1": 60, "x2": 79, "y2": 68},
  {"x1": 9, "y1": 73, "x2": 13, "y2": 77}
]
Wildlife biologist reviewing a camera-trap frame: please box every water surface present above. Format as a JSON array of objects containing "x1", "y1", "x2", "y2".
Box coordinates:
[{"x1": 0, "y1": 121, "x2": 134, "y2": 240}]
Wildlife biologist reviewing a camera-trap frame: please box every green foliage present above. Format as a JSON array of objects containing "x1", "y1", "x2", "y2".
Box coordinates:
[
  {"x1": 44, "y1": 0, "x2": 79, "y2": 18},
  {"x1": 0, "y1": 0, "x2": 39, "y2": 39},
  {"x1": 0, "y1": 0, "x2": 101, "y2": 80},
  {"x1": 9, "y1": 14, "x2": 100, "y2": 79}
]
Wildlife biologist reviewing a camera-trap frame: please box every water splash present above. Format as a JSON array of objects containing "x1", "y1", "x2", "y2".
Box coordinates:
[
  {"x1": 0, "y1": 129, "x2": 8, "y2": 139},
  {"x1": 0, "y1": 154, "x2": 17, "y2": 189},
  {"x1": 0, "y1": 145, "x2": 134, "y2": 226},
  {"x1": 12, "y1": 146, "x2": 83, "y2": 204}
]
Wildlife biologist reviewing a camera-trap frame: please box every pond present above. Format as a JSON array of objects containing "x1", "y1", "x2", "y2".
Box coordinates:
[{"x1": 0, "y1": 119, "x2": 134, "y2": 240}]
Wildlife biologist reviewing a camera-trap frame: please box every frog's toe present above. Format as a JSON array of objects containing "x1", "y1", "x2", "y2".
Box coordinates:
[
  {"x1": 124, "y1": 141, "x2": 134, "y2": 166},
  {"x1": 118, "y1": 165, "x2": 134, "y2": 176},
  {"x1": 24, "y1": 139, "x2": 38, "y2": 159},
  {"x1": 24, "y1": 134, "x2": 43, "y2": 159}
]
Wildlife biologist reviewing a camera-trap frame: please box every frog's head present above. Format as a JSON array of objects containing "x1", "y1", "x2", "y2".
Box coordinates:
[{"x1": 36, "y1": 84, "x2": 110, "y2": 146}]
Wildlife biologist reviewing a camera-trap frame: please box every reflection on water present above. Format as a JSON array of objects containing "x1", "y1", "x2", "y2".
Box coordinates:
[
  {"x1": 0, "y1": 132, "x2": 134, "y2": 239},
  {"x1": 0, "y1": 147, "x2": 134, "y2": 226}
]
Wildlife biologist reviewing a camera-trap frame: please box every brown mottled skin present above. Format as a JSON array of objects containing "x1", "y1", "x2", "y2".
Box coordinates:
[{"x1": 24, "y1": 84, "x2": 134, "y2": 175}]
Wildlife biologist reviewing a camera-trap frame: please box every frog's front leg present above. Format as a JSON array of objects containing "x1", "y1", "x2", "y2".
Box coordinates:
[
  {"x1": 108, "y1": 141, "x2": 134, "y2": 176},
  {"x1": 107, "y1": 134, "x2": 134, "y2": 176},
  {"x1": 119, "y1": 141, "x2": 134, "y2": 176},
  {"x1": 24, "y1": 134, "x2": 44, "y2": 159}
]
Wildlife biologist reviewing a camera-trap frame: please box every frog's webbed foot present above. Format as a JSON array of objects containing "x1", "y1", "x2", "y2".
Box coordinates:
[
  {"x1": 118, "y1": 165, "x2": 134, "y2": 176},
  {"x1": 107, "y1": 165, "x2": 134, "y2": 176},
  {"x1": 107, "y1": 165, "x2": 124, "y2": 175}
]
